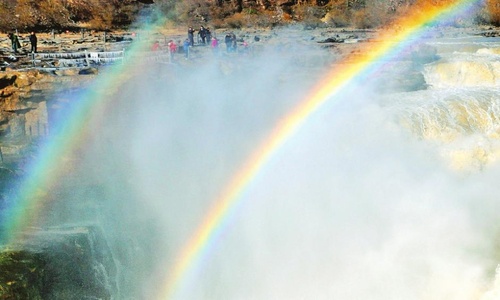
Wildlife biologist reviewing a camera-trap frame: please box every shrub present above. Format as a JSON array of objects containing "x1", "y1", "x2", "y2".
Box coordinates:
[
  {"x1": 210, "y1": 5, "x2": 235, "y2": 24},
  {"x1": 240, "y1": 10, "x2": 277, "y2": 28},
  {"x1": 321, "y1": 8, "x2": 350, "y2": 27},
  {"x1": 1, "y1": 0, "x2": 500, "y2": 33},
  {"x1": 175, "y1": 0, "x2": 211, "y2": 24},
  {"x1": 293, "y1": 5, "x2": 328, "y2": 28},
  {"x1": 37, "y1": 0, "x2": 72, "y2": 28},
  {"x1": 224, "y1": 13, "x2": 245, "y2": 29},
  {"x1": 0, "y1": 1, "x2": 17, "y2": 30},
  {"x1": 486, "y1": 0, "x2": 500, "y2": 25},
  {"x1": 14, "y1": 0, "x2": 39, "y2": 30},
  {"x1": 351, "y1": 9, "x2": 377, "y2": 28}
]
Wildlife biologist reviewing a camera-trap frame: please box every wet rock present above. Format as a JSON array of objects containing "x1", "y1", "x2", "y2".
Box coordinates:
[
  {"x1": 479, "y1": 29, "x2": 500, "y2": 37},
  {"x1": 52, "y1": 68, "x2": 82, "y2": 76},
  {"x1": 7, "y1": 116, "x2": 26, "y2": 138},
  {"x1": 410, "y1": 43, "x2": 438, "y2": 65},
  {"x1": 0, "y1": 69, "x2": 96, "y2": 145},
  {"x1": 13, "y1": 73, "x2": 33, "y2": 88},
  {"x1": 371, "y1": 61, "x2": 428, "y2": 93},
  {"x1": 78, "y1": 67, "x2": 99, "y2": 75},
  {"x1": 0, "y1": 225, "x2": 118, "y2": 300},
  {"x1": 318, "y1": 36, "x2": 344, "y2": 43},
  {"x1": 0, "y1": 74, "x2": 17, "y2": 90},
  {"x1": 0, "y1": 250, "x2": 45, "y2": 299}
]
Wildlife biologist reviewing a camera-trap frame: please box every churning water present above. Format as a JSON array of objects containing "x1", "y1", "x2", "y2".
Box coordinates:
[{"x1": 18, "y1": 28, "x2": 500, "y2": 299}]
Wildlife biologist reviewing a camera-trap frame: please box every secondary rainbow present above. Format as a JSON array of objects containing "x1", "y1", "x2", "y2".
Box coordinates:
[
  {"x1": 0, "y1": 18, "x2": 163, "y2": 244},
  {"x1": 160, "y1": 0, "x2": 484, "y2": 298}
]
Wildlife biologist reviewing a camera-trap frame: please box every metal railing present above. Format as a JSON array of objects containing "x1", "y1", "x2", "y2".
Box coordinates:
[
  {"x1": 30, "y1": 49, "x2": 173, "y2": 68},
  {"x1": 31, "y1": 50, "x2": 126, "y2": 68}
]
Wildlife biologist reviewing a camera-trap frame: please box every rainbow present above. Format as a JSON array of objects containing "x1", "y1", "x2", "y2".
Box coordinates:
[
  {"x1": 159, "y1": 0, "x2": 484, "y2": 299},
  {"x1": 0, "y1": 17, "x2": 165, "y2": 244}
]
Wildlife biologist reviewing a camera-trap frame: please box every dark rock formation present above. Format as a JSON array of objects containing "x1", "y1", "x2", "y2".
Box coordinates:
[
  {"x1": 479, "y1": 29, "x2": 500, "y2": 37},
  {"x1": 0, "y1": 225, "x2": 117, "y2": 300}
]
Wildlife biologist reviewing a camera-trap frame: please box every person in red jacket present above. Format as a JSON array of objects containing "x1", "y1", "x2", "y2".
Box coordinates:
[
  {"x1": 168, "y1": 40, "x2": 177, "y2": 62},
  {"x1": 211, "y1": 37, "x2": 219, "y2": 56},
  {"x1": 151, "y1": 40, "x2": 160, "y2": 51}
]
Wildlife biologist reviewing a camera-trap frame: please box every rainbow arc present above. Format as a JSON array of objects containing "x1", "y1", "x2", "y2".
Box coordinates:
[
  {"x1": 158, "y1": 1, "x2": 483, "y2": 299},
  {"x1": 0, "y1": 1, "x2": 485, "y2": 299}
]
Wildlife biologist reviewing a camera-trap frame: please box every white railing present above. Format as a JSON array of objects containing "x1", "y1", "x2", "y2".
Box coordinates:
[
  {"x1": 32, "y1": 50, "x2": 126, "y2": 68},
  {"x1": 31, "y1": 49, "x2": 172, "y2": 68}
]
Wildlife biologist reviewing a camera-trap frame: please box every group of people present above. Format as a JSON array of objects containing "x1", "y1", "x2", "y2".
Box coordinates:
[
  {"x1": 189, "y1": 26, "x2": 212, "y2": 46},
  {"x1": 7, "y1": 32, "x2": 38, "y2": 54},
  {"x1": 188, "y1": 26, "x2": 245, "y2": 54},
  {"x1": 149, "y1": 26, "x2": 250, "y2": 61}
]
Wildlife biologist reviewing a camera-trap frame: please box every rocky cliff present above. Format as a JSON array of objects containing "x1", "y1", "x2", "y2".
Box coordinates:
[
  {"x1": 0, "y1": 69, "x2": 96, "y2": 162},
  {"x1": 0, "y1": 225, "x2": 118, "y2": 300}
]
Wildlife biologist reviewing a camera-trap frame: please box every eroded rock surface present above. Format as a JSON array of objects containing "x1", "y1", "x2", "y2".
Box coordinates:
[{"x1": 0, "y1": 225, "x2": 117, "y2": 300}]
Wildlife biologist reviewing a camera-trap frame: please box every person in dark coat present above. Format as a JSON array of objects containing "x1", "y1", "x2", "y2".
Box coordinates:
[
  {"x1": 8, "y1": 33, "x2": 21, "y2": 53},
  {"x1": 230, "y1": 33, "x2": 237, "y2": 52},
  {"x1": 29, "y1": 32, "x2": 37, "y2": 53},
  {"x1": 199, "y1": 26, "x2": 207, "y2": 44},
  {"x1": 205, "y1": 27, "x2": 212, "y2": 46},
  {"x1": 188, "y1": 27, "x2": 195, "y2": 46},
  {"x1": 225, "y1": 33, "x2": 232, "y2": 52}
]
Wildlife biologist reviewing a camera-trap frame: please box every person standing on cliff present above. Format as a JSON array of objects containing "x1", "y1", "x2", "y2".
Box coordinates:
[
  {"x1": 224, "y1": 33, "x2": 232, "y2": 52},
  {"x1": 8, "y1": 33, "x2": 20, "y2": 53},
  {"x1": 231, "y1": 33, "x2": 237, "y2": 52},
  {"x1": 211, "y1": 36, "x2": 219, "y2": 56},
  {"x1": 198, "y1": 26, "x2": 207, "y2": 44},
  {"x1": 205, "y1": 27, "x2": 212, "y2": 46},
  {"x1": 168, "y1": 40, "x2": 177, "y2": 62},
  {"x1": 29, "y1": 32, "x2": 38, "y2": 53},
  {"x1": 183, "y1": 38, "x2": 190, "y2": 59},
  {"x1": 188, "y1": 27, "x2": 195, "y2": 46}
]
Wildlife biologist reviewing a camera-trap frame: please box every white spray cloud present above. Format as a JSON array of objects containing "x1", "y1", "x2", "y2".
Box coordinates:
[{"x1": 47, "y1": 27, "x2": 500, "y2": 299}]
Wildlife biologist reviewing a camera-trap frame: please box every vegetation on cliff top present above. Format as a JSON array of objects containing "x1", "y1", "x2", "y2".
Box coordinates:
[{"x1": 0, "y1": 0, "x2": 499, "y2": 33}]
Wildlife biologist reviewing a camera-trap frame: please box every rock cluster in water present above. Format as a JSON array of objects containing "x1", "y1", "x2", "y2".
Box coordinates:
[{"x1": 0, "y1": 226, "x2": 117, "y2": 299}]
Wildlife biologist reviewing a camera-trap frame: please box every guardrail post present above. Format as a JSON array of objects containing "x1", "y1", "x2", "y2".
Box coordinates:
[{"x1": 85, "y1": 50, "x2": 90, "y2": 66}]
